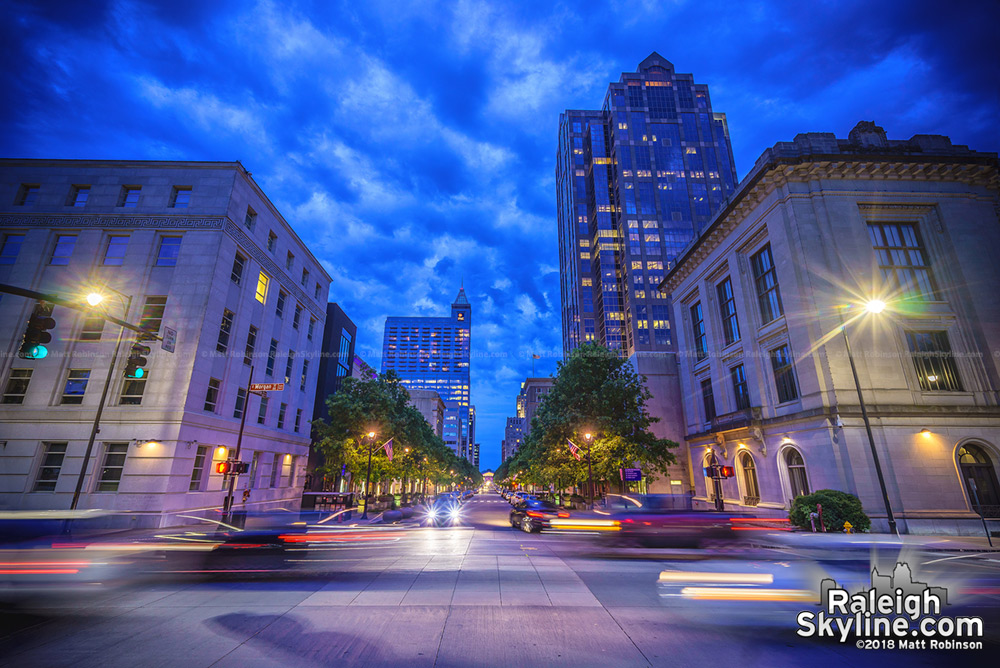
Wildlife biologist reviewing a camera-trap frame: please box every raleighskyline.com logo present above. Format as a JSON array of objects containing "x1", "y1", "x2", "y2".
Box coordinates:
[{"x1": 796, "y1": 562, "x2": 984, "y2": 650}]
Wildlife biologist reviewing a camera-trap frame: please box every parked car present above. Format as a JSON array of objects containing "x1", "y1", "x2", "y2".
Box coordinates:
[{"x1": 509, "y1": 499, "x2": 569, "y2": 533}]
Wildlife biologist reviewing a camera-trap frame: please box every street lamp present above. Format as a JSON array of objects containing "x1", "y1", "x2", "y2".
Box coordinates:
[
  {"x1": 360, "y1": 430, "x2": 377, "y2": 519},
  {"x1": 839, "y1": 300, "x2": 898, "y2": 535},
  {"x1": 71, "y1": 286, "x2": 132, "y2": 511},
  {"x1": 584, "y1": 432, "x2": 595, "y2": 509}
]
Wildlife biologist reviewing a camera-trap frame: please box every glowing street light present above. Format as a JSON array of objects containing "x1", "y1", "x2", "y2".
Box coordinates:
[
  {"x1": 865, "y1": 299, "x2": 886, "y2": 314},
  {"x1": 360, "y1": 429, "x2": 378, "y2": 519},
  {"x1": 85, "y1": 292, "x2": 105, "y2": 306}
]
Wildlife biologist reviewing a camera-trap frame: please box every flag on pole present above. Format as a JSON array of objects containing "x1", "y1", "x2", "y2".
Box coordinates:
[
  {"x1": 382, "y1": 438, "x2": 394, "y2": 461},
  {"x1": 532, "y1": 354, "x2": 541, "y2": 359},
  {"x1": 567, "y1": 439, "x2": 582, "y2": 461}
]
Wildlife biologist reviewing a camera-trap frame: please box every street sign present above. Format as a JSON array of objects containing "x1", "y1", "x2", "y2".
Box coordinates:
[
  {"x1": 250, "y1": 382, "x2": 284, "y2": 392},
  {"x1": 161, "y1": 326, "x2": 177, "y2": 353},
  {"x1": 620, "y1": 468, "x2": 642, "y2": 482}
]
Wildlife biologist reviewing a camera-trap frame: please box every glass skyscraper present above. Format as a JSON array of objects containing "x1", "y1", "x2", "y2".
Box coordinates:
[
  {"x1": 557, "y1": 53, "x2": 738, "y2": 356},
  {"x1": 381, "y1": 288, "x2": 472, "y2": 460}
]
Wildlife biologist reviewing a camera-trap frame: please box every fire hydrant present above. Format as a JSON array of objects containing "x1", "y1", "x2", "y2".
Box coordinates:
[{"x1": 843, "y1": 520, "x2": 854, "y2": 534}]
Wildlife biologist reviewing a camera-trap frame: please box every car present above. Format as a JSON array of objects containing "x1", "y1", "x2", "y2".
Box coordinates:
[
  {"x1": 422, "y1": 495, "x2": 463, "y2": 526},
  {"x1": 600, "y1": 494, "x2": 753, "y2": 548},
  {"x1": 509, "y1": 499, "x2": 569, "y2": 533}
]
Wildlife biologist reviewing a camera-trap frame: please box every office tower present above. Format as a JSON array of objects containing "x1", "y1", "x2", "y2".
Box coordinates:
[
  {"x1": 557, "y1": 52, "x2": 738, "y2": 356},
  {"x1": 0, "y1": 159, "x2": 330, "y2": 525},
  {"x1": 381, "y1": 288, "x2": 472, "y2": 460},
  {"x1": 313, "y1": 303, "x2": 357, "y2": 423}
]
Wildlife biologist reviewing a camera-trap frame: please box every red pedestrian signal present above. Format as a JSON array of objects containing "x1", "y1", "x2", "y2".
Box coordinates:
[
  {"x1": 216, "y1": 461, "x2": 232, "y2": 475},
  {"x1": 720, "y1": 466, "x2": 735, "y2": 478}
]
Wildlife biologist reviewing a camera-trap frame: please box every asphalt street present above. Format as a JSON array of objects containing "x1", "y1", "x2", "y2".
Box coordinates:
[{"x1": 1, "y1": 493, "x2": 998, "y2": 667}]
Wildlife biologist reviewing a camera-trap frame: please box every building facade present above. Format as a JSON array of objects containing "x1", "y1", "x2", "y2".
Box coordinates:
[
  {"x1": 381, "y1": 288, "x2": 472, "y2": 460},
  {"x1": 502, "y1": 417, "x2": 526, "y2": 462},
  {"x1": 0, "y1": 159, "x2": 331, "y2": 526},
  {"x1": 557, "y1": 52, "x2": 738, "y2": 357},
  {"x1": 662, "y1": 123, "x2": 1000, "y2": 534},
  {"x1": 516, "y1": 377, "x2": 554, "y2": 430},
  {"x1": 408, "y1": 389, "x2": 446, "y2": 439}
]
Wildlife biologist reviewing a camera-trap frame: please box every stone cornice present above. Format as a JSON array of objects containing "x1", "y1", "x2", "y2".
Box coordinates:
[{"x1": 662, "y1": 155, "x2": 1000, "y2": 292}]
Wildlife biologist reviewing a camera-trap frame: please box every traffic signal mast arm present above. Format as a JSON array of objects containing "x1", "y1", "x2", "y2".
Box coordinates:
[{"x1": 0, "y1": 282, "x2": 163, "y2": 341}]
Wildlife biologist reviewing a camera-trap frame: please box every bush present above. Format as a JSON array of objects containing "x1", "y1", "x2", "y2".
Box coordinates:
[{"x1": 789, "y1": 489, "x2": 871, "y2": 532}]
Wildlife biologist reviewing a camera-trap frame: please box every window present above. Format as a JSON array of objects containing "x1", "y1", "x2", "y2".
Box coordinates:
[
  {"x1": 292, "y1": 303, "x2": 301, "y2": 330},
  {"x1": 276, "y1": 290, "x2": 287, "y2": 318},
  {"x1": 16, "y1": 184, "x2": 40, "y2": 206},
  {"x1": 189, "y1": 445, "x2": 209, "y2": 491},
  {"x1": 155, "y1": 236, "x2": 182, "y2": 266},
  {"x1": 690, "y1": 302, "x2": 707, "y2": 361},
  {"x1": 868, "y1": 222, "x2": 936, "y2": 300},
  {"x1": 96, "y1": 443, "x2": 128, "y2": 492},
  {"x1": 249, "y1": 451, "x2": 262, "y2": 488},
  {"x1": 716, "y1": 277, "x2": 740, "y2": 345},
  {"x1": 294, "y1": 408, "x2": 302, "y2": 433},
  {"x1": 267, "y1": 230, "x2": 277, "y2": 252},
  {"x1": 266, "y1": 339, "x2": 278, "y2": 376},
  {"x1": 770, "y1": 344, "x2": 799, "y2": 403},
  {"x1": 300, "y1": 360, "x2": 309, "y2": 391},
  {"x1": 120, "y1": 373, "x2": 148, "y2": 405},
  {"x1": 119, "y1": 186, "x2": 141, "y2": 207},
  {"x1": 307, "y1": 318, "x2": 316, "y2": 341},
  {"x1": 278, "y1": 403, "x2": 287, "y2": 429},
  {"x1": 231, "y1": 253, "x2": 246, "y2": 285},
  {"x1": 700, "y1": 378, "x2": 716, "y2": 423},
  {"x1": 257, "y1": 395, "x2": 269, "y2": 424},
  {"x1": 958, "y1": 443, "x2": 1000, "y2": 509},
  {"x1": 287, "y1": 455, "x2": 297, "y2": 487},
  {"x1": 0, "y1": 234, "x2": 25, "y2": 264},
  {"x1": 286, "y1": 251, "x2": 294, "y2": 270},
  {"x1": 255, "y1": 272, "x2": 269, "y2": 303},
  {"x1": 204, "y1": 378, "x2": 221, "y2": 412},
  {"x1": 270, "y1": 452, "x2": 281, "y2": 487},
  {"x1": 217, "y1": 309, "x2": 234, "y2": 354},
  {"x1": 285, "y1": 351, "x2": 295, "y2": 383},
  {"x1": 3, "y1": 368, "x2": 32, "y2": 404},
  {"x1": 234, "y1": 388, "x2": 247, "y2": 419},
  {"x1": 739, "y1": 452, "x2": 760, "y2": 506},
  {"x1": 245, "y1": 206, "x2": 257, "y2": 230},
  {"x1": 750, "y1": 244, "x2": 783, "y2": 324},
  {"x1": 301, "y1": 268, "x2": 309, "y2": 287},
  {"x1": 61, "y1": 369, "x2": 91, "y2": 405},
  {"x1": 103, "y1": 235, "x2": 129, "y2": 266},
  {"x1": 139, "y1": 296, "x2": 167, "y2": 333},
  {"x1": 69, "y1": 185, "x2": 90, "y2": 207},
  {"x1": 50, "y1": 235, "x2": 77, "y2": 265},
  {"x1": 33, "y1": 442, "x2": 67, "y2": 492},
  {"x1": 170, "y1": 186, "x2": 191, "y2": 208},
  {"x1": 244, "y1": 325, "x2": 257, "y2": 365},
  {"x1": 905, "y1": 330, "x2": 963, "y2": 391},
  {"x1": 730, "y1": 363, "x2": 750, "y2": 411},
  {"x1": 80, "y1": 316, "x2": 105, "y2": 341},
  {"x1": 314, "y1": 282, "x2": 321, "y2": 300},
  {"x1": 785, "y1": 448, "x2": 810, "y2": 499}
]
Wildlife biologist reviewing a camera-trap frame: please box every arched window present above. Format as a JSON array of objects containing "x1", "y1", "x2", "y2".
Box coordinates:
[
  {"x1": 958, "y1": 443, "x2": 1000, "y2": 511},
  {"x1": 785, "y1": 448, "x2": 810, "y2": 499},
  {"x1": 703, "y1": 453, "x2": 718, "y2": 501},
  {"x1": 739, "y1": 451, "x2": 759, "y2": 506}
]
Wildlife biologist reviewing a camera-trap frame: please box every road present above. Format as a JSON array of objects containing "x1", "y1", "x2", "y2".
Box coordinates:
[{"x1": 1, "y1": 493, "x2": 998, "y2": 667}]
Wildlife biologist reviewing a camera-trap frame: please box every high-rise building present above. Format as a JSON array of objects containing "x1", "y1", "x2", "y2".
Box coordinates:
[
  {"x1": 0, "y1": 159, "x2": 330, "y2": 525},
  {"x1": 516, "y1": 377, "x2": 554, "y2": 430},
  {"x1": 557, "y1": 53, "x2": 738, "y2": 357},
  {"x1": 381, "y1": 288, "x2": 472, "y2": 460},
  {"x1": 471, "y1": 443, "x2": 480, "y2": 469},
  {"x1": 502, "y1": 417, "x2": 526, "y2": 462}
]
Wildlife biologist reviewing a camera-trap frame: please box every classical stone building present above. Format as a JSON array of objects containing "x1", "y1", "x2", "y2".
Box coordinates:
[
  {"x1": 0, "y1": 159, "x2": 331, "y2": 527},
  {"x1": 661, "y1": 122, "x2": 1000, "y2": 534}
]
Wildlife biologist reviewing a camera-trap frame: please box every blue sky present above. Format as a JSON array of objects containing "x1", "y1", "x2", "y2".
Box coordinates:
[{"x1": 3, "y1": 0, "x2": 998, "y2": 470}]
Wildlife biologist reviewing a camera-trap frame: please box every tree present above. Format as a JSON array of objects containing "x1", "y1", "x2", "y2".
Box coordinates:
[{"x1": 501, "y1": 342, "x2": 678, "y2": 493}]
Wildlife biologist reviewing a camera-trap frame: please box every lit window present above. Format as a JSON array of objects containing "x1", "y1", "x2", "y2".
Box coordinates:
[
  {"x1": 255, "y1": 272, "x2": 269, "y2": 303},
  {"x1": 905, "y1": 330, "x2": 963, "y2": 391}
]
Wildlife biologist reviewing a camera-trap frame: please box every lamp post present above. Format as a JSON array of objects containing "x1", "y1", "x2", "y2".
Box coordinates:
[
  {"x1": 71, "y1": 288, "x2": 132, "y2": 511},
  {"x1": 360, "y1": 431, "x2": 376, "y2": 519},
  {"x1": 584, "y1": 432, "x2": 595, "y2": 509},
  {"x1": 839, "y1": 299, "x2": 898, "y2": 536}
]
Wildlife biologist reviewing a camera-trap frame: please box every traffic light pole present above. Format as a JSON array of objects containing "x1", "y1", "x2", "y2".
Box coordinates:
[
  {"x1": 223, "y1": 365, "x2": 254, "y2": 523},
  {"x1": 70, "y1": 295, "x2": 132, "y2": 511}
]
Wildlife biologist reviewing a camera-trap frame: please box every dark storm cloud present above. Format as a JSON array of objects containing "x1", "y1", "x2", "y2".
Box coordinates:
[{"x1": 1, "y1": 0, "x2": 996, "y2": 469}]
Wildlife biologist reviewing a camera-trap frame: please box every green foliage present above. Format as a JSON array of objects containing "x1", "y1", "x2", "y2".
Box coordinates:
[
  {"x1": 789, "y1": 489, "x2": 871, "y2": 532},
  {"x1": 313, "y1": 371, "x2": 478, "y2": 490},
  {"x1": 497, "y1": 342, "x2": 678, "y2": 489}
]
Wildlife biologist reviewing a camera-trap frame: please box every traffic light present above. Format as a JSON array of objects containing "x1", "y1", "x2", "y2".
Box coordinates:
[
  {"x1": 124, "y1": 329, "x2": 155, "y2": 378},
  {"x1": 216, "y1": 460, "x2": 249, "y2": 475},
  {"x1": 720, "y1": 466, "x2": 736, "y2": 479},
  {"x1": 19, "y1": 302, "x2": 56, "y2": 359},
  {"x1": 216, "y1": 460, "x2": 232, "y2": 475}
]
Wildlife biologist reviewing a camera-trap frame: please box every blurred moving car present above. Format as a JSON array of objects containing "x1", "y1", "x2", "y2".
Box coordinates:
[
  {"x1": 509, "y1": 499, "x2": 569, "y2": 533},
  {"x1": 600, "y1": 494, "x2": 755, "y2": 548}
]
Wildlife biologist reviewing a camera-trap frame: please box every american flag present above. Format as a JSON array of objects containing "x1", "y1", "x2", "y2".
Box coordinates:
[
  {"x1": 567, "y1": 439, "x2": 582, "y2": 461},
  {"x1": 382, "y1": 438, "x2": 394, "y2": 461}
]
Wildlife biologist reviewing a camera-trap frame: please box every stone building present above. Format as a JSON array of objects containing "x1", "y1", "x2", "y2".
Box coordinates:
[
  {"x1": 661, "y1": 122, "x2": 1000, "y2": 534},
  {"x1": 0, "y1": 159, "x2": 331, "y2": 527}
]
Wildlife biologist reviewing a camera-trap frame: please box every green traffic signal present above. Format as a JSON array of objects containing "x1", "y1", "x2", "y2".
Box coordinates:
[{"x1": 24, "y1": 345, "x2": 48, "y2": 359}]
